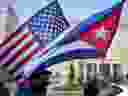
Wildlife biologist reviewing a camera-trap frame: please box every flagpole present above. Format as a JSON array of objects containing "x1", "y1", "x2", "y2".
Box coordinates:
[{"x1": 103, "y1": 0, "x2": 126, "y2": 64}]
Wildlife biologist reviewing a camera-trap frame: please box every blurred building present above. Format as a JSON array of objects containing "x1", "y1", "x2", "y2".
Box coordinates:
[{"x1": 81, "y1": 60, "x2": 128, "y2": 82}]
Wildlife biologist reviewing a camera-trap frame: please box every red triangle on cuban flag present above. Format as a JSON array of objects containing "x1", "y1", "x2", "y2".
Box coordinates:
[{"x1": 80, "y1": 0, "x2": 125, "y2": 57}]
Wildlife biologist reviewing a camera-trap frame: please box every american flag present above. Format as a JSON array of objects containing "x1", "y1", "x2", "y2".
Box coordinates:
[
  {"x1": 80, "y1": 0, "x2": 125, "y2": 57},
  {"x1": 14, "y1": 0, "x2": 69, "y2": 81}
]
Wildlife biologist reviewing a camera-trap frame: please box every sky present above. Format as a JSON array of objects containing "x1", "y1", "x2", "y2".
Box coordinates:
[
  {"x1": 15, "y1": 0, "x2": 127, "y2": 25},
  {"x1": 0, "y1": 0, "x2": 127, "y2": 24},
  {"x1": 16, "y1": 0, "x2": 114, "y2": 16}
]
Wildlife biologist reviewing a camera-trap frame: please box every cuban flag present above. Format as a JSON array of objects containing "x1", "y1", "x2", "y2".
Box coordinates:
[{"x1": 80, "y1": 0, "x2": 126, "y2": 57}]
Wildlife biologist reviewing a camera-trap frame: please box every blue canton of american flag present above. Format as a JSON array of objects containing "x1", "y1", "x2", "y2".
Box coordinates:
[{"x1": 31, "y1": 0, "x2": 70, "y2": 48}]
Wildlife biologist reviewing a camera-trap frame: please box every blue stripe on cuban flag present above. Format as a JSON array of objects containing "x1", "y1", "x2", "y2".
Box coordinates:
[{"x1": 80, "y1": 7, "x2": 112, "y2": 33}]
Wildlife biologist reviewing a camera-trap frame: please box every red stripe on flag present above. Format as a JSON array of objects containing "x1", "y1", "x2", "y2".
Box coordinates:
[
  {"x1": 20, "y1": 47, "x2": 38, "y2": 65},
  {"x1": 14, "y1": 32, "x2": 31, "y2": 46},
  {"x1": 14, "y1": 40, "x2": 32, "y2": 63}
]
